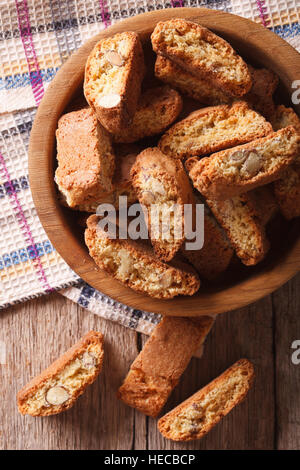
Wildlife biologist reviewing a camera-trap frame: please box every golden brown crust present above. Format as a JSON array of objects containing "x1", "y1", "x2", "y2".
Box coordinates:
[
  {"x1": 245, "y1": 65, "x2": 278, "y2": 118},
  {"x1": 158, "y1": 358, "x2": 254, "y2": 441},
  {"x1": 131, "y1": 147, "x2": 196, "y2": 261},
  {"x1": 55, "y1": 107, "x2": 115, "y2": 208},
  {"x1": 117, "y1": 316, "x2": 214, "y2": 417},
  {"x1": 151, "y1": 19, "x2": 252, "y2": 97},
  {"x1": 85, "y1": 215, "x2": 200, "y2": 299},
  {"x1": 159, "y1": 101, "x2": 272, "y2": 160},
  {"x1": 206, "y1": 194, "x2": 270, "y2": 266},
  {"x1": 17, "y1": 331, "x2": 104, "y2": 416},
  {"x1": 113, "y1": 86, "x2": 183, "y2": 143},
  {"x1": 84, "y1": 32, "x2": 145, "y2": 134},
  {"x1": 155, "y1": 55, "x2": 232, "y2": 105},
  {"x1": 182, "y1": 203, "x2": 234, "y2": 280},
  {"x1": 187, "y1": 127, "x2": 300, "y2": 199}
]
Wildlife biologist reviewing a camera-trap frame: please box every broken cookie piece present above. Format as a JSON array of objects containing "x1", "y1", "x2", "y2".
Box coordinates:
[{"x1": 17, "y1": 331, "x2": 104, "y2": 416}]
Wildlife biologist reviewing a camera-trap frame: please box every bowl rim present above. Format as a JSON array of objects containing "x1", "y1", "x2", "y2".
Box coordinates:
[{"x1": 29, "y1": 7, "x2": 300, "y2": 316}]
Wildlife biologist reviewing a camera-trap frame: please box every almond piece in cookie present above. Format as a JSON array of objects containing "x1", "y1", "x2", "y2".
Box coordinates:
[
  {"x1": 131, "y1": 147, "x2": 195, "y2": 262},
  {"x1": 113, "y1": 86, "x2": 182, "y2": 143},
  {"x1": 158, "y1": 359, "x2": 254, "y2": 441},
  {"x1": 118, "y1": 316, "x2": 214, "y2": 417},
  {"x1": 206, "y1": 194, "x2": 270, "y2": 266},
  {"x1": 151, "y1": 19, "x2": 252, "y2": 97},
  {"x1": 187, "y1": 126, "x2": 300, "y2": 199},
  {"x1": 55, "y1": 107, "x2": 115, "y2": 209},
  {"x1": 182, "y1": 201, "x2": 234, "y2": 280},
  {"x1": 159, "y1": 101, "x2": 272, "y2": 160},
  {"x1": 85, "y1": 215, "x2": 200, "y2": 299},
  {"x1": 155, "y1": 55, "x2": 232, "y2": 105},
  {"x1": 84, "y1": 32, "x2": 145, "y2": 134},
  {"x1": 17, "y1": 331, "x2": 104, "y2": 416}
]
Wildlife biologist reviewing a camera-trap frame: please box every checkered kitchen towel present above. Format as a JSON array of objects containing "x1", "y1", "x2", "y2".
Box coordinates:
[{"x1": 0, "y1": 1, "x2": 300, "y2": 334}]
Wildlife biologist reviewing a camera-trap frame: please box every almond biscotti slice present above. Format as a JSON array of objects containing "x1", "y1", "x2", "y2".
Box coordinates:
[
  {"x1": 155, "y1": 55, "x2": 232, "y2": 105},
  {"x1": 151, "y1": 19, "x2": 252, "y2": 97},
  {"x1": 17, "y1": 331, "x2": 104, "y2": 417},
  {"x1": 182, "y1": 203, "x2": 234, "y2": 280},
  {"x1": 84, "y1": 32, "x2": 145, "y2": 134},
  {"x1": 158, "y1": 358, "x2": 254, "y2": 441},
  {"x1": 187, "y1": 127, "x2": 300, "y2": 200},
  {"x1": 245, "y1": 66, "x2": 278, "y2": 119},
  {"x1": 113, "y1": 86, "x2": 182, "y2": 143},
  {"x1": 273, "y1": 166, "x2": 300, "y2": 220},
  {"x1": 131, "y1": 147, "x2": 195, "y2": 262},
  {"x1": 206, "y1": 194, "x2": 270, "y2": 265},
  {"x1": 55, "y1": 107, "x2": 115, "y2": 209},
  {"x1": 271, "y1": 106, "x2": 300, "y2": 219},
  {"x1": 85, "y1": 215, "x2": 200, "y2": 299},
  {"x1": 159, "y1": 101, "x2": 272, "y2": 160},
  {"x1": 118, "y1": 316, "x2": 214, "y2": 417},
  {"x1": 271, "y1": 105, "x2": 300, "y2": 134}
]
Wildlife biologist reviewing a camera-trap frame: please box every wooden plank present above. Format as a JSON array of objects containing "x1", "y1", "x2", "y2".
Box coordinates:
[
  {"x1": 147, "y1": 296, "x2": 275, "y2": 449},
  {"x1": 0, "y1": 293, "x2": 138, "y2": 450},
  {"x1": 272, "y1": 272, "x2": 300, "y2": 450}
]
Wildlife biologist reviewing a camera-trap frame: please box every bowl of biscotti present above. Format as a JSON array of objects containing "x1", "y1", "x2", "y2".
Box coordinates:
[{"x1": 29, "y1": 8, "x2": 300, "y2": 316}]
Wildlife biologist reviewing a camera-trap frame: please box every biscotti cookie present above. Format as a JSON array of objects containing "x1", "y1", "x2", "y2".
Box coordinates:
[
  {"x1": 159, "y1": 101, "x2": 272, "y2": 160},
  {"x1": 84, "y1": 32, "x2": 145, "y2": 134},
  {"x1": 131, "y1": 147, "x2": 195, "y2": 261},
  {"x1": 118, "y1": 316, "x2": 214, "y2": 417},
  {"x1": 76, "y1": 145, "x2": 139, "y2": 212},
  {"x1": 271, "y1": 105, "x2": 300, "y2": 135},
  {"x1": 155, "y1": 55, "x2": 232, "y2": 105},
  {"x1": 270, "y1": 105, "x2": 300, "y2": 219},
  {"x1": 245, "y1": 66, "x2": 278, "y2": 118},
  {"x1": 113, "y1": 86, "x2": 182, "y2": 143},
  {"x1": 55, "y1": 107, "x2": 115, "y2": 209},
  {"x1": 273, "y1": 166, "x2": 300, "y2": 220},
  {"x1": 151, "y1": 19, "x2": 252, "y2": 97},
  {"x1": 17, "y1": 331, "x2": 104, "y2": 417},
  {"x1": 187, "y1": 127, "x2": 300, "y2": 199},
  {"x1": 206, "y1": 194, "x2": 270, "y2": 265},
  {"x1": 182, "y1": 203, "x2": 234, "y2": 280},
  {"x1": 158, "y1": 358, "x2": 254, "y2": 441},
  {"x1": 85, "y1": 215, "x2": 200, "y2": 299}
]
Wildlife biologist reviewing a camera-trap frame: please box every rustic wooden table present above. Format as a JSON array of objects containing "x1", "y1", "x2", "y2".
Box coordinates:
[{"x1": 1, "y1": 272, "x2": 300, "y2": 450}]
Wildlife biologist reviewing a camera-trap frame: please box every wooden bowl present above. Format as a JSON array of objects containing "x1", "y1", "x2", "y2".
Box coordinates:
[{"x1": 29, "y1": 7, "x2": 300, "y2": 317}]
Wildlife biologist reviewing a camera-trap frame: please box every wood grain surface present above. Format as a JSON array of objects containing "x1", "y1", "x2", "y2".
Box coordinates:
[
  {"x1": 29, "y1": 7, "x2": 300, "y2": 317},
  {"x1": 1, "y1": 273, "x2": 300, "y2": 450}
]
